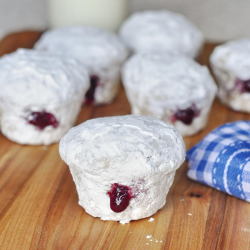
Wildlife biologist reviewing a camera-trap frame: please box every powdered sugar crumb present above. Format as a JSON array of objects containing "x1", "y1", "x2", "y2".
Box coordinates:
[
  {"x1": 145, "y1": 234, "x2": 164, "y2": 244},
  {"x1": 120, "y1": 220, "x2": 129, "y2": 225},
  {"x1": 241, "y1": 227, "x2": 250, "y2": 232},
  {"x1": 148, "y1": 217, "x2": 155, "y2": 222}
]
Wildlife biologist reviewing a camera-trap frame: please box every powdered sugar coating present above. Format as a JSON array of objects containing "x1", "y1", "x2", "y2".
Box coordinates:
[
  {"x1": 59, "y1": 115, "x2": 185, "y2": 223},
  {"x1": 210, "y1": 39, "x2": 250, "y2": 113},
  {"x1": 122, "y1": 53, "x2": 217, "y2": 136},
  {"x1": 119, "y1": 10, "x2": 204, "y2": 58},
  {"x1": 35, "y1": 26, "x2": 129, "y2": 105},
  {"x1": 0, "y1": 49, "x2": 89, "y2": 145}
]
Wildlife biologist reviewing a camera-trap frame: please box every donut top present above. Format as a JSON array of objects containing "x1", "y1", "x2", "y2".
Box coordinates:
[
  {"x1": 210, "y1": 39, "x2": 250, "y2": 80},
  {"x1": 122, "y1": 53, "x2": 217, "y2": 109},
  {"x1": 0, "y1": 49, "x2": 89, "y2": 107},
  {"x1": 119, "y1": 10, "x2": 204, "y2": 58},
  {"x1": 59, "y1": 115, "x2": 185, "y2": 177},
  {"x1": 35, "y1": 26, "x2": 129, "y2": 69}
]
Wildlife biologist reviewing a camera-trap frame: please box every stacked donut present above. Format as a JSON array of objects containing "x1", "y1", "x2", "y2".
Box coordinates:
[
  {"x1": 0, "y1": 10, "x2": 218, "y2": 147},
  {"x1": 57, "y1": 10, "x2": 218, "y2": 223},
  {"x1": 7, "y1": 9, "x2": 249, "y2": 224},
  {"x1": 0, "y1": 27, "x2": 128, "y2": 145},
  {"x1": 120, "y1": 10, "x2": 217, "y2": 136}
]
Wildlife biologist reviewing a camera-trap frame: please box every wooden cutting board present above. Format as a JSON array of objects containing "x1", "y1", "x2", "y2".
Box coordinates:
[{"x1": 0, "y1": 31, "x2": 250, "y2": 250}]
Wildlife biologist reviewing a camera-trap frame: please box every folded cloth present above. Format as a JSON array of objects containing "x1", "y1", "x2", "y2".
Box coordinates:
[{"x1": 187, "y1": 121, "x2": 250, "y2": 202}]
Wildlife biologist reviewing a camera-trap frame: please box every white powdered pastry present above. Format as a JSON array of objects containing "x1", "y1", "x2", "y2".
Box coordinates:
[
  {"x1": 122, "y1": 53, "x2": 217, "y2": 136},
  {"x1": 35, "y1": 26, "x2": 129, "y2": 105},
  {"x1": 59, "y1": 115, "x2": 185, "y2": 223},
  {"x1": 119, "y1": 10, "x2": 204, "y2": 58},
  {"x1": 210, "y1": 39, "x2": 250, "y2": 113},
  {"x1": 0, "y1": 49, "x2": 89, "y2": 145}
]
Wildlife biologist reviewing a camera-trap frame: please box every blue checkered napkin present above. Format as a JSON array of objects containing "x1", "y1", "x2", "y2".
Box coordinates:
[{"x1": 187, "y1": 121, "x2": 250, "y2": 202}]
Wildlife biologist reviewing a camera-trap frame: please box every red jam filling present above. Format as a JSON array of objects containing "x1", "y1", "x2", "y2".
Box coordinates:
[
  {"x1": 236, "y1": 79, "x2": 250, "y2": 93},
  {"x1": 27, "y1": 111, "x2": 59, "y2": 130},
  {"x1": 172, "y1": 106, "x2": 200, "y2": 125},
  {"x1": 107, "y1": 183, "x2": 133, "y2": 213},
  {"x1": 85, "y1": 75, "x2": 100, "y2": 105}
]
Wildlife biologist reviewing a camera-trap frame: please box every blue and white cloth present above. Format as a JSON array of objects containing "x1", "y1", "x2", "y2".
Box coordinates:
[{"x1": 187, "y1": 121, "x2": 250, "y2": 202}]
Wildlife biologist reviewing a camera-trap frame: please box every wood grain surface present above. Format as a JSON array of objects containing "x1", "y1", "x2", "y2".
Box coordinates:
[{"x1": 0, "y1": 32, "x2": 250, "y2": 250}]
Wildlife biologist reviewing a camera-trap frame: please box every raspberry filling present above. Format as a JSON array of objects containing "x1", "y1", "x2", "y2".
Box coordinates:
[
  {"x1": 236, "y1": 79, "x2": 250, "y2": 93},
  {"x1": 27, "y1": 111, "x2": 59, "y2": 130},
  {"x1": 172, "y1": 106, "x2": 199, "y2": 125},
  {"x1": 107, "y1": 183, "x2": 133, "y2": 213},
  {"x1": 85, "y1": 75, "x2": 100, "y2": 105}
]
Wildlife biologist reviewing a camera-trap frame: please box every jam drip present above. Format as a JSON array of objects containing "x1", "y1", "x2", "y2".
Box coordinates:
[
  {"x1": 236, "y1": 79, "x2": 250, "y2": 93},
  {"x1": 173, "y1": 106, "x2": 200, "y2": 125},
  {"x1": 27, "y1": 111, "x2": 59, "y2": 130},
  {"x1": 85, "y1": 75, "x2": 100, "y2": 105},
  {"x1": 107, "y1": 183, "x2": 133, "y2": 213}
]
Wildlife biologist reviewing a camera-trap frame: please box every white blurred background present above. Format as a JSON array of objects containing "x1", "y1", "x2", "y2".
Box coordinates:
[{"x1": 0, "y1": 0, "x2": 250, "y2": 41}]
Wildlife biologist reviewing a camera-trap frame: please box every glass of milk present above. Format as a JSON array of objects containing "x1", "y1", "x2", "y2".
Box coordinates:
[{"x1": 48, "y1": 0, "x2": 129, "y2": 31}]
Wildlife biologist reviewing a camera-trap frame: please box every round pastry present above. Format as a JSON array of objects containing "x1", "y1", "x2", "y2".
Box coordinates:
[
  {"x1": 122, "y1": 53, "x2": 217, "y2": 136},
  {"x1": 210, "y1": 39, "x2": 250, "y2": 113},
  {"x1": 119, "y1": 10, "x2": 204, "y2": 58},
  {"x1": 0, "y1": 49, "x2": 89, "y2": 145},
  {"x1": 35, "y1": 26, "x2": 128, "y2": 105},
  {"x1": 59, "y1": 115, "x2": 185, "y2": 223}
]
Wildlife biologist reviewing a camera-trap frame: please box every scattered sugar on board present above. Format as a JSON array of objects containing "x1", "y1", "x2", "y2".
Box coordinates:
[{"x1": 145, "y1": 234, "x2": 164, "y2": 244}]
